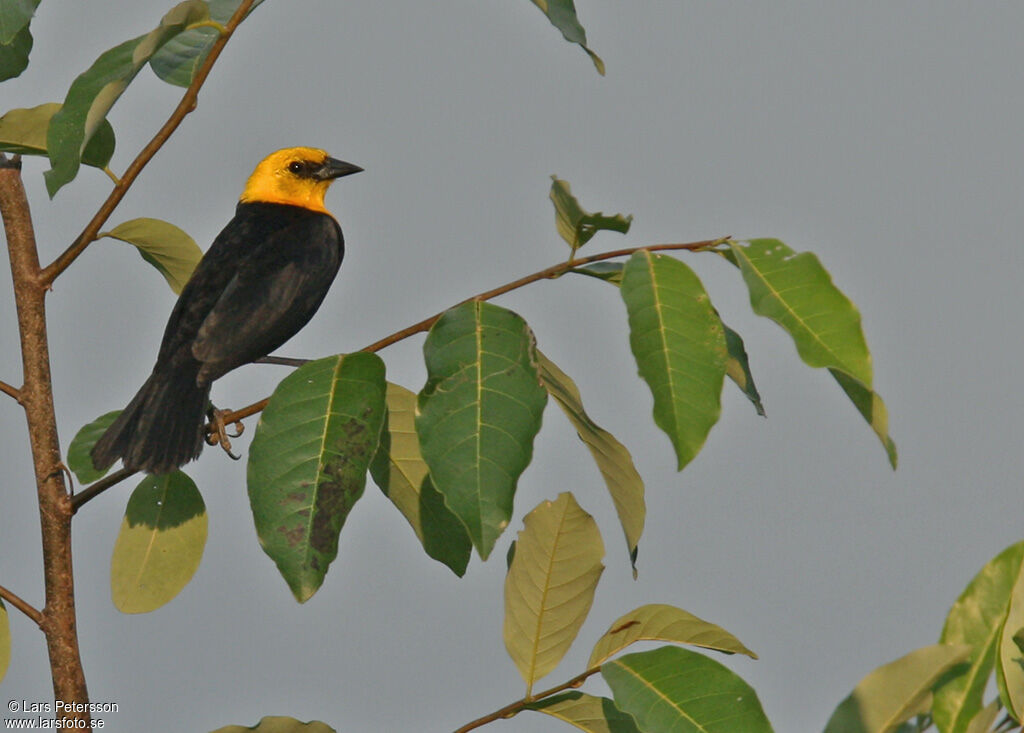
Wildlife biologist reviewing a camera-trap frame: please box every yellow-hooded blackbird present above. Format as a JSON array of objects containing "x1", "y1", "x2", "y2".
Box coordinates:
[{"x1": 92, "y1": 147, "x2": 362, "y2": 475}]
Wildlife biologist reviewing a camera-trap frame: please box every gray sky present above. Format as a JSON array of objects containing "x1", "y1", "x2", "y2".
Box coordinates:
[{"x1": 2, "y1": 2, "x2": 1023, "y2": 731}]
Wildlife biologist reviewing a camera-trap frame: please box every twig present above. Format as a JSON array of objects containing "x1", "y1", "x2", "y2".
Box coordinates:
[
  {"x1": 255, "y1": 355, "x2": 310, "y2": 367},
  {"x1": 213, "y1": 237, "x2": 728, "y2": 430},
  {"x1": 0, "y1": 583, "x2": 43, "y2": 627},
  {"x1": 39, "y1": 0, "x2": 258, "y2": 287},
  {"x1": 70, "y1": 468, "x2": 135, "y2": 514},
  {"x1": 0, "y1": 379, "x2": 22, "y2": 403},
  {"x1": 452, "y1": 666, "x2": 603, "y2": 733}
]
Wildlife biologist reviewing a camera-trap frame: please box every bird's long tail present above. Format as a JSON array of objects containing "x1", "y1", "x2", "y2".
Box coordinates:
[{"x1": 91, "y1": 363, "x2": 211, "y2": 475}]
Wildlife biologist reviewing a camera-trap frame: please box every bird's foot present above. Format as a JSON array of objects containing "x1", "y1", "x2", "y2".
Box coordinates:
[{"x1": 206, "y1": 408, "x2": 245, "y2": 461}]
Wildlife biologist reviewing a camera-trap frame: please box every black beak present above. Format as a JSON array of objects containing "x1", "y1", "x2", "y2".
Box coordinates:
[{"x1": 313, "y1": 157, "x2": 363, "y2": 181}]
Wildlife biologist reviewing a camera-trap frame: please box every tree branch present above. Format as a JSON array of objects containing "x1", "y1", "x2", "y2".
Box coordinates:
[
  {"x1": 452, "y1": 666, "x2": 603, "y2": 733},
  {"x1": 38, "y1": 0, "x2": 258, "y2": 286},
  {"x1": 0, "y1": 583, "x2": 43, "y2": 628},
  {"x1": 0, "y1": 379, "x2": 22, "y2": 403},
  {"x1": 70, "y1": 467, "x2": 135, "y2": 514},
  {"x1": 213, "y1": 237, "x2": 728, "y2": 429}
]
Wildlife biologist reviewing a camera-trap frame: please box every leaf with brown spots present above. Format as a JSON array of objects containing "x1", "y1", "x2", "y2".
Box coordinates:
[{"x1": 248, "y1": 353, "x2": 387, "y2": 602}]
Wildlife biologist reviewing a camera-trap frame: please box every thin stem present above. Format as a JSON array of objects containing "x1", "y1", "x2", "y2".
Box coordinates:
[
  {"x1": 0, "y1": 583, "x2": 43, "y2": 627},
  {"x1": 102, "y1": 166, "x2": 120, "y2": 186},
  {"x1": 70, "y1": 468, "x2": 135, "y2": 514},
  {"x1": 0, "y1": 379, "x2": 21, "y2": 403},
  {"x1": 38, "y1": 0, "x2": 257, "y2": 286},
  {"x1": 452, "y1": 666, "x2": 602, "y2": 733}
]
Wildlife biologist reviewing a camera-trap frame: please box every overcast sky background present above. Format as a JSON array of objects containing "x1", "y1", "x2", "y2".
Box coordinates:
[{"x1": 2, "y1": 2, "x2": 1023, "y2": 731}]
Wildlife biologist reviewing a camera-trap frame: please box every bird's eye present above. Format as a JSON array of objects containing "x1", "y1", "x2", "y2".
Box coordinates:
[{"x1": 288, "y1": 161, "x2": 304, "y2": 174}]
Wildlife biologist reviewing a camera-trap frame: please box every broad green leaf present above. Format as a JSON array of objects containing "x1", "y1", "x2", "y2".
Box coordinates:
[
  {"x1": 67, "y1": 410, "x2": 121, "y2": 484},
  {"x1": 110, "y1": 471, "x2": 206, "y2": 614},
  {"x1": 0, "y1": 103, "x2": 115, "y2": 168},
  {"x1": 603, "y1": 646, "x2": 773, "y2": 733},
  {"x1": 726, "y1": 239, "x2": 897, "y2": 467},
  {"x1": 0, "y1": 22, "x2": 30, "y2": 82},
  {"x1": 528, "y1": 692, "x2": 641, "y2": 733},
  {"x1": 0, "y1": 599, "x2": 9, "y2": 684},
  {"x1": 537, "y1": 350, "x2": 644, "y2": 572},
  {"x1": 934, "y1": 541, "x2": 1024, "y2": 733},
  {"x1": 369, "y1": 382, "x2": 471, "y2": 576},
  {"x1": 530, "y1": 0, "x2": 605, "y2": 75},
  {"x1": 150, "y1": 0, "x2": 265, "y2": 87},
  {"x1": 209, "y1": 717, "x2": 336, "y2": 733},
  {"x1": 99, "y1": 217, "x2": 203, "y2": 294},
  {"x1": 723, "y1": 322, "x2": 765, "y2": 417},
  {"x1": 505, "y1": 493, "x2": 604, "y2": 695},
  {"x1": 572, "y1": 261, "x2": 625, "y2": 285},
  {"x1": 588, "y1": 603, "x2": 757, "y2": 669},
  {"x1": 996, "y1": 559, "x2": 1024, "y2": 720},
  {"x1": 248, "y1": 353, "x2": 386, "y2": 603},
  {"x1": 550, "y1": 176, "x2": 631, "y2": 256},
  {"x1": 824, "y1": 644, "x2": 972, "y2": 733},
  {"x1": 620, "y1": 251, "x2": 727, "y2": 471},
  {"x1": 0, "y1": 0, "x2": 38, "y2": 44},
  {"x1": 964, "y1": 700, "x2": 1000, "y2": 733},
  {"x1": 416, "y1": 301, "x2": 547, "y2": 560},
  {"x1": 45, "y1": 0, "x2": 209, "y2": 196}
]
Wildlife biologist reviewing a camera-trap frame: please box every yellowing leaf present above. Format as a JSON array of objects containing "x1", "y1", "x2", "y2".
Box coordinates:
[
  {"x1": 0, "y1": 600, "x2": 9, "y2": 684},
  {"x1": 504, "y1": 493, "x2": 604, "y2": 695},
  {"x1": 209, "y1": 717, "x2": 336, "y2": 733},
  {"x1": 550, "y1": 176, "x2": 631, "y2": 256},
  {"x1": 0, "y1": 103, "x2": 115, "y2": 168},
  {"x1": 528, "y1": 692, "x2": 641, "y2": 733},
  {"x1": 100, "y1": 217, "x2": 202, "y2": 294}
]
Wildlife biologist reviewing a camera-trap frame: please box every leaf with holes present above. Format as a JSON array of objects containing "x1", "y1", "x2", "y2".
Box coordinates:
[
  {"x1": 0, "y1": 103, "x2": 115, "y2": 168},
  {"x1": 603, "y1": 646, "x2": 774, "y2": 733},
  {"x1": 621, "y1": 251, "x2": 726, "y2": 471},
  {"x1": 589, "y1": 604, "x2": 757, "y2": 668},
  {"x1": 504, "y1": 493, "x2": 604, "y2": 695},
  {"x1": 726, "y1": 239, "x2": 897, "y2": 467},
  {"x1": 100, "y1": 218, "x2": 203, "y2": 294},
  {"x1": 537, "y1": 350, "x2": 644, "y2": 571},
  {"x1": 527, "y1": 692, "x2": 641, "y2": 733},
  {"x1": 369, "y1": 382, "x2": 471, "y2": 576},
  {"x1": 416, "y1": 301, "x2": 547, "y2": 560},
  {"x1": 529, "y1": 0, "x2": 605, "y2": 74},
  {"x1": 824, "y1": 644, "x2": 972, "y2": 733},
  {"x1": 248, "y1": 353, "x2": 386, "y2": 603},
  {"x1": 45, "y1": 0, "x2": 210, "y2": 196},
  {"x1": 110, "y1": 471, "x2": 206, "y2": 614}
]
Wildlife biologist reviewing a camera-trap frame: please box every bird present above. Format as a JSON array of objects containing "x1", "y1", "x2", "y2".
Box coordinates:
[{"x1": 91, "y1": 146, "x2": 362, "y2": 475}]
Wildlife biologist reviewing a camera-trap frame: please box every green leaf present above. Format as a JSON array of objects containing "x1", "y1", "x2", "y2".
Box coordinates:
[
  {"x1": 248, "y1": 353, "x2": 386, "y2": 603},
  {"x1": 110, "y1": 471, "x2": 207, "y2": 614},
  {"x1": 0, "y1": 103, "x2": 115, "y2": 168},
  {"x1": 571, "y1": 261, "x2": 625, "y2": 285},
  {"x1": 0, "y1": 599, "x2": 9, "y2": 685},
  {"x1": 0, "y1": 0, "x2": 39, "y2": 44},
  {"x1": 150, "y1": 0, "x2": 265, "y2": 87},
  {"x1": 620, "y1": 250, "x2": 727, "y2": 471},
  {"x1": 99, "y1": 217, "x2": 203, "y2": 295},
  {"x1": 67, "y1": 410, "x2": 121, "y2": 484},
  {"x1": 824, "y1": 644, "x2": 972, "y2": 733},
  {"x1": 588, "y1": 603, "x2": 758, "y2": 669},
  {"x1": 964, "y1": 700, "x2": 1000, "y2": 733},
  {"x1": 934, "y1": 541, "x2": 1024, "y2": 733},
  {"x1": 209, "y1": 717, "x2": 336, "y2": 733},
  {"x1": 528, "y1": 692, "x2": 641, "y2": 733},
  {"x1": 369, "y1": 382, "x2": 471, "y2": 577},
  {"x1": 0, "y1": 22, "x2": 31, "y2": 82},
  {"x1": 416, "y1": 301, "x2": 547, "y2": 560},
  {"x1": 550, "y1": 176, "x2": 631, "y2": 256},
  {"x1": 504, "y1": 493, "x2": 604, "y2": 695},
  {"x1": 603, "y1": 646, "x2": 774, "y2": 733},
  {"x1": 45, "y1": 0, "x2": 210, "y2": 196},
  {"x1": 996, "y1": 558, "x2": 1024, "y2": 720},
  {"x1": 726, "y1": 239, "x2": 897, "y2": 467},
  {"x1": 537, "y1": 350, "x2": 644, "y2": 572},
  {"x1": 722, "y1": 322, "x2": 765, "y2": 417},
  {"x1": 530, "y1": 0, "x2": 605, "y2": 75}
]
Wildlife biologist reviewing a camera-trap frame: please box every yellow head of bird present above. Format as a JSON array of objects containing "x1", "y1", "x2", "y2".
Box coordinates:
[{"x1": 239, "y1": 147, "x2": 362, "y2": 214}]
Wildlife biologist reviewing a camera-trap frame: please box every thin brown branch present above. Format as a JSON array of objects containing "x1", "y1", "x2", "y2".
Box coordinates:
[
  {"x1": 70, "y1": 467, "x2": 135, "y2": 514},
  {"x1": 39, "y1": 0, "x2": 258, "y2": 286},
  {"x1": 212, "y1": 237, "x2": 728, "y2": 431},
  {"x1": 1, "y1": 154, "x2": 89, "y2": 719},
  {"x1": 0, "y1": 583, "x2": 43, "y2": 627},
  {"x1": 0, "y1": 378, "x2": 22, "y2": 403},
  {"x1": 452, "y1": 666, "x2": 603, "y2": 733}
]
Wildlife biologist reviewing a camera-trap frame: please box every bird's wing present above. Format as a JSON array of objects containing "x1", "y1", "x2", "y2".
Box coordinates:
[{"x1": 191, "y1": 215, "x2": 341, "y2": 383}]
